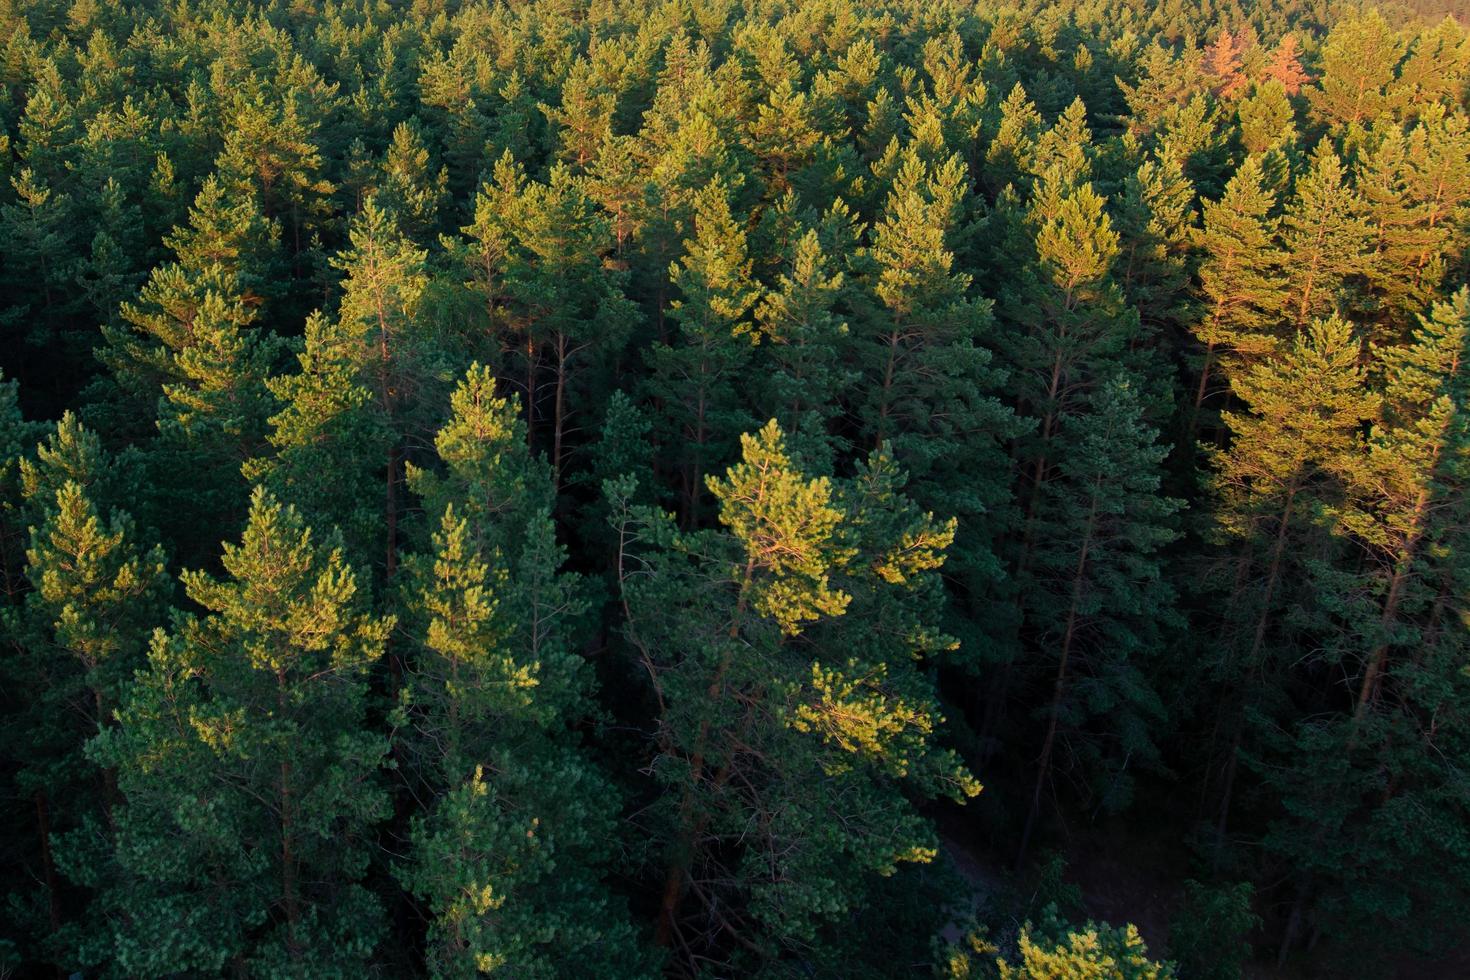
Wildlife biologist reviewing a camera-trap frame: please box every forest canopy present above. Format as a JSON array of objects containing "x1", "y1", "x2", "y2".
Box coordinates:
[{"x1": 0, "y1": 0, "x2": 1467, "y2": 976}]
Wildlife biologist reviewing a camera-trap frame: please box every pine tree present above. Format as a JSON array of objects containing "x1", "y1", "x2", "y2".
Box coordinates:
[
  {"x1": 0, "y1": 168, "x2": 83, "y2": 370},
  {"x1": 750, "y1": 211, "x2": 857, "y2": 457},
  {"x1": 1190, "y1": 156, "x2": 1288, "y2": 427},
  {"x1": 1280, "y1": 146, "x2": 1376, "y2": 329},
  {"x1": 1203, "y1": 317, "x2": 1381, "y2": 853},
  {"x1": 740, "y1": 27, "x2": 825, "y2": 197},
  {"x1": 1356, "y1": 119, "x2": 1470, "y2": 337},
  {"x1": 1000, "y1": 169, "x2": 1136, "y2": 526},
  {"x1": 984, "y1": 83, "x2": 1043, "y2": 196},
  {"x1": 1015, "y1": 376, "x2": 1181, "y2": 865},
  {"x1": 995, "y1": 906, "x2": 1176, "y2": 979},
  {"x1": 1113, "y1": 148, "x2": 1197, "y2": 337},
  {"x1": 1341, "y1": 288, "x2": 1468, "y2": 728},
  {"x1": 0, "y1": 373, "x2": 42, "y2": 601},
  {"x1": 498, "y1": 162, "x2": 637, "y2": 488},
  {"x1": 396, "y1": 364, "x2": 646, "y2": 977},
  {"x1": 252, "y1": 201, "x2": 444, "y2": 575},
  {"x1": 14, "y1": 478, "x2": 169, "y2": 748},
  {"x1": 162, "y1": 174, "x2": 284, "y2": 307},
  {"x1": 215, "y1": 90, "x2": 336, "y2": 258},
  {"x1": 438, "y1": 164, "x2": 515, "y2": 368},
  {"x1": 858, "y1": 148, "x2": 1003, "y2": 459},
  {"x1": 1265, "y1": 35, "x2": 1310, "y2": 96},
  {"x1": 1307, "y1": 12, "x2": 1408, "y2": 131},
  {"x1": 74, "y1": 178, "x2": 147, "y2": 339},
  {"x1": 1237, "y1": 81, "x2": 1297, "y2": 156},
  {"x1": 93, "y1": 171, "x2": 285, "y2": 451},
  {"x1": 1260, "y1": 297, "x2": 1469, "y2": 962},
  {"x1": 0, "y1": 411, "x2": 167, "y2": 965},
  {"x1": 612, "y1": 421, "x2": 977, "y2": 972},
  {"x1": 92, "y1": 221, "x2": 284, "y2": 557},
  {"x1": 543, "y1": 57, "x2": 617, "y2": 172},
  {"x1": 370, "y1": 120, "x2": 449, "y2": 244},
  {"x1": 642, "y1": 178, "x2": 761, "y2": 523},
  {"x1": 1204, "y1": 30, "x2": 1248, "y2": 101},
  {"x1": 247, "y1": 307, "x2": 385, "y2": 567},
  {"x1": 854, "y1": 145, "x2": 1021, "y2": 671},
  {"x1": 82, "y1": 488, "x2": 392, "y2": 975}
]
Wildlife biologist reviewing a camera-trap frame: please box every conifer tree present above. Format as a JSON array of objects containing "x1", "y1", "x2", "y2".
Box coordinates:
[
  {"x1": 1341, "y1": 288, "x2": 1468, "y2": 727},
  {"x1": 1280, "y1": 146, "x2": 1376, "y2": 329},
  {"x1": 246, "y1": 310, "x2": 387, "y2": 568},
  {"x1": 93, "y1": 172, "x2": 285, "y2": 453},
  {"x1": 855, "y1": 147, "x2": 1018, "y2": 611},
  {"x1": 82, "y1": 488, "x2": 392, "y2": 976},
  {"x1": 612, "y1": 421, "x2": 977, "y2": 972},
  {"x1": 1259, "y1": 295, "x2": 1468, "y2": 961},
  {"x1": 162, "y1": 174, "x2": 284, "y2": 307},
  {"x1": 1307, "y1": 12, "x2": 1407, "y2": 131},
  {"x1": 93, "y1": 210, "x2": 284, "y2": 556},
  {"x1": 543, "y1": 57, "x2": 617, "y2": 172},
  {"x1": 1204, "y1": 30, "x2": 1248, "y2": 101},
  {"x1": 750, "y1": 213, "x2": 856, "y2": 458},
  {"x1": 1357, "y1": 119, "x2": 1470, "y2": 337},
  {"x1": 1, "y1": 413, "x2": 168, "y2": 965},
  {"x1": 1203, "y1": 317, "x2": 1380, "y2": 851},
  {"x1": 438, "y1": 164, "x2": 514, "y2": 367},
  {"x1": 1265, "y1": 35, "x2": 1310, "y2": 96},
  {"x1": 0, "y1": 374, "x2": 42, "y2": 601},
  {"x1": 642, "y1": 179, "x2": 761, "y2": 522},
  {"x1": 215, "y1": 91, "x2": 336, "y2": 258},
  {"x1": 1189, "y1": 156, "x2": 1288, "y2": 427},
  {"x1": 74, "y1": 178, "x2": 146, "y2": 340},
  {"x1": 1237, "y1": 81, "x2": 1297, "y2": 156},
  {"x1": 1113, "y1": 148, "x2": 1196, "y2": 336},
  {"x1": 1015, "y1": 376, "x2": 1181, "y2": 864},
  {"x1": 252, "y1": 201, "x2": 443, "y2": 574},
  {"x1": 984, "y1": 83, "x2": 1043, "y2": 196},
  {"x1": 397, "y1": 364, "x2": 646, "y2": 977},
  {"x1": 0, "y1": 168, "x2": 82, "y2": 369},
  {"x1": 498, "y1": 162, "x2": 637, "y2": 487},
  {"x1": 991, "y1": 906, "x2": 1176, "y2": 979},
  {"x1": 1000, "y1": 170, "x2": 1136, "y2": 523},
  {"x1": 371, "y1": 120, "x2": 450, "y2": 244}
]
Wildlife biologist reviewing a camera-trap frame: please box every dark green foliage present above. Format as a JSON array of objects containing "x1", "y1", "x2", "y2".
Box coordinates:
[
  {"x1": 1170, "y1": 881, "x2": 1258, "y2": 980},
  {"x1": 0, "y1": 1, "x2": 1466, "y2": 975},
  {"x1": 78, "y1": 488, "x2": 392, "y2": 976},
  {"x1": 611, "y1": 422, "x2": 976, "y2": 972},
  {"x1": 397, "y1": 366, "x2": 647, "y2": 977}
]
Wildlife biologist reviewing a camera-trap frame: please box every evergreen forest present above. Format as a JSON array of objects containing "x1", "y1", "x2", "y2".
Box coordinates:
[{"x1": 0, "y1": 0, "x2": 1468, "y2": 975}]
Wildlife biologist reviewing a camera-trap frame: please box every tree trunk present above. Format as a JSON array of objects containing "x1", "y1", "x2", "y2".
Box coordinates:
[
  {"x1": 552, "y1": 333, "x2": 569, "y2": 497},
  {"x1": 1188, "y1": 340, "x2": 1215, "y2": 440},
  {"x1": 278, "y1": 674, "x2": 301, "y2": 957},
  {"x1": 1017, "y1": 493, "x2": 1097, "y2": 870},
  {"x1": 524, "y1": 337, "x2": 538, "y2": 450},
  {"x1": 1216, "y1": 481, "x2": 1299, "y2": 854},
  {"x1": 875, "y1": 328, "x2": 902, "y2": 449},
  {"x1": 35, "y1": 791, "x2": 61, "y2": 938},
  {"x1": 1354, "y1": 477, "x2": 1436, "y2": 730},
  {"x1": 385, "y1": 447, "x2": 399, "y2": 579},
  {"x1": 655, "y1": 559, "x2": 756, "y2": 947}
]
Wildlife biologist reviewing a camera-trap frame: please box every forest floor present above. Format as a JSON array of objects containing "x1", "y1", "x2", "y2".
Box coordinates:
[
  {"x1": 935, "y1": 807, "x2": 1470, "y2": 979},
  {"x1": 935, "y1": 807, "x2": 1181, "y2": 957}
]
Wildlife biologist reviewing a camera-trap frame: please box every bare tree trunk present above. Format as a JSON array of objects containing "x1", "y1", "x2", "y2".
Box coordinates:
[
  {"x1": 278, "y1": 674, "x2": 300, "y2": 958},
  {"x1": 35, "y1": 791, "x2": 61, "y2": 938},
  {"x1": 656, "y1": 560, "x2": 756, "y2": 946},
  {"x1": 1216, "y1": 482, "x2": 1298, "y2": 856},
  {"x1": 552, "y1": 333, "x2": 569, "y2": 496},
  {"x1": 1017, "y1": 494, "x2": 1097, "y2": 870}
]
